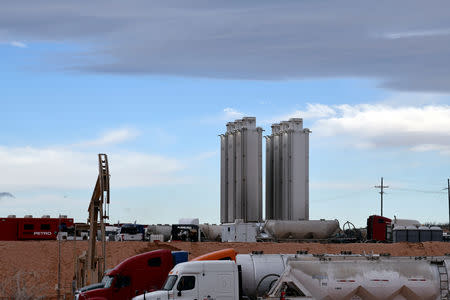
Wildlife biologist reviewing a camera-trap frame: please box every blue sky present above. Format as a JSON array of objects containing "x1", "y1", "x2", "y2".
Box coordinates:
[{"x1": 1, "y1": 1, "x2": 450, "y2": 227}]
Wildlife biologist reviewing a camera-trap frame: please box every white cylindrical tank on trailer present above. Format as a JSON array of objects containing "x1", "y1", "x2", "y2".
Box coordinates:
[
  {"x1": 268, "y1": 257, "x2": 448, "y2": 300},
  {"x1": 264, "y1": 219, "x2": 340, "y2": 240},
  {"x1": 199, "y1": 224, "x2": 222, "y2": 241},
  {"x1": 236, "y1": 253, "x2": 297, "y2": 299}
]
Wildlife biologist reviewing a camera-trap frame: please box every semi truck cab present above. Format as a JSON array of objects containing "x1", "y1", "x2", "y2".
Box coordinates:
[
  {"x1": 76, "y1": 250, "x2": 188, "y2": 300},
  {"x1": 134, "y1": 261, "x2": 240, "y2": 300}
]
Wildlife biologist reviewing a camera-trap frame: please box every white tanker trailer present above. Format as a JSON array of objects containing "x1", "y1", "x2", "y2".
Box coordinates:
[
  {"x1": 135, "y1": 254, "x2": 450, "y2": 300},
  {"x1": 267, "y1": 255, "x2": 450, "y2": 300},
  {"x1": 264, "y1": 220, "x2": 340, "y2": 240},
  {"x1": 236, "y1": 253, "x2": 296, "y2": 298}
]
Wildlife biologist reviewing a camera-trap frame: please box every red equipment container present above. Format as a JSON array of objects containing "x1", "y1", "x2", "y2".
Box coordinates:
[
  {"x1": 367, "y1": 215, "x2": 392, "y2": 242},
  {"x1": 0, "y1": 216, "x2": 74, "y2": 241}
]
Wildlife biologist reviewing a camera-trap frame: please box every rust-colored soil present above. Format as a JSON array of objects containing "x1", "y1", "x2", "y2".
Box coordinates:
[{"x1": 1, "y1": 241, "x2": 450, "y2": 298}]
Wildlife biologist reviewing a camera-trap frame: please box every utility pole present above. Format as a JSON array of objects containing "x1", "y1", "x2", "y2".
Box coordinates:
[
  {"x1": 445, "y1": 179, "x2": 450, "y2": 231},
  {"x1": 374, "y1": 177, "x2": 389, "y2": 217},
  {"x1": 57, "y1": 215, "x2": 61, "y2": 300}
]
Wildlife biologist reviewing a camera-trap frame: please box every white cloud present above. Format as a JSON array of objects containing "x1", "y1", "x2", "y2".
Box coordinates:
[
  {"x1": 10, "y1": 41, "x2": 27, "y2": 48},
  {"x1": 223, "y1": 108, "x2": 244, "y2": 121},
  {"x1": 281, "y1": 102, "x2": 450, "y2": 155},
  {"x1": 76, "y1": 128, "x2": 139, "y2": 147},
  {"x1": 0, "y1": 146, "x2": 187, "y2": 190},
  {"x1": 274, "y1": 103, "x2": 337, "y2": 122},
  {"x1": 383, "y1": 28, "x2": 450, "y2": 39}
]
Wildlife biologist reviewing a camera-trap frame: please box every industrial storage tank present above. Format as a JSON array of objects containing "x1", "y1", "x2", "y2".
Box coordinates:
[
  {"x1": 268, "y1": 256, "x2": 447, "y2": 300},
  {"x1": 145, "y1": 224, "x2": 172, "y2": 241},
  {"x1": 236, "y1": 253, "x2": 297, "y2": 299},
  {"x1": 265, "y1": 118, "x2": 310, "y2": 221},
  {"x1": 393, "y1": 218, "x2": 421, "y2": 227},
  {"x1": 199, "y1": 224, "x2": 221, "y2": 241},
  {"x1": 220, "y1": 117, "x2": 263, "y2": 223},
  {"x1": 264, "y1": 220, "x2": 340, "y2": 240}
]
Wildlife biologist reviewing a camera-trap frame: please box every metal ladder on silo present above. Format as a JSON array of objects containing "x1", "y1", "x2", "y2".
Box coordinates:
[{"x1": 438, "y1": 262, "x2": 449, "y2": 300}]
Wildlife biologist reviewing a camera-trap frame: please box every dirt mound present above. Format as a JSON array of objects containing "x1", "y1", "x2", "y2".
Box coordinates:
[{"x1": 1, "y1": 241, "x2": 450, "y2": 298}]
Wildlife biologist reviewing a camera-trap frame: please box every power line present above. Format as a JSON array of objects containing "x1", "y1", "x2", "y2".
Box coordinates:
[{"x1": 390, "y1": 187, "x2": 446, "y2": 194}]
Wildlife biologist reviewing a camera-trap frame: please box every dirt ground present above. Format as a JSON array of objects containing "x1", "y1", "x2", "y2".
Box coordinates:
[{"x1": 1, "y1": 240, "x2": 450, "y2": 298}]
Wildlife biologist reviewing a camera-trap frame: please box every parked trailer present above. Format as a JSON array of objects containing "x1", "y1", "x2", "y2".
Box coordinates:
[
  {"x1": 118, "y1": 224, "x2": 145, "y2": 241},
  {"x1": 135, "y1": 252, "x2": 306, "y2": 300},
  {"x1": 135, "y1": 254, "x2": 450, "y2": 300},
  {"x1": 0, "y1": 215, "x2": 74, "y2": 241},
  {"x1": 267, "y1": 255, "x2": 450, "y2": 300},
  {"x1": 264, "y1": 220, "x2": 340, "y2": 240}
]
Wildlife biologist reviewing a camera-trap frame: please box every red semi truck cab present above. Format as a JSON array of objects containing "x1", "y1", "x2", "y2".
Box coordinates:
[
  {"x1": 76, "y1": 248, "x2": 238, "y2": 300},
  {"x1": 367, "y1": 215, "x2": 392, "y2": 242},
  {"x1": 77, "y1": 249, "x2": 186, "y2": 300}
]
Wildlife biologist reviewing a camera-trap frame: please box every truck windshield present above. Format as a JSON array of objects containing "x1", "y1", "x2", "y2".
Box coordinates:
[
  {"x1": 162, "y1": 275, "x2": 178, "y2": 291},
  {"x1": 102, "y1": 275, "x2": 114, "y2": 288}
]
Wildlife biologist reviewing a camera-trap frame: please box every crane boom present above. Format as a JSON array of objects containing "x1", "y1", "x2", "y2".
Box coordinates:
[{"x1": 85, "y1": 153, "x2": 110, "y2": 285}]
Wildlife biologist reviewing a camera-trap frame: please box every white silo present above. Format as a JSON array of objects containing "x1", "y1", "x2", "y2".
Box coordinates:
[
  {"x1": 265, "y1": 118, "x2": 310, "y2": 221},
  {"x1": 220, "y1": 117, "x2": 263, "y2": 223}
]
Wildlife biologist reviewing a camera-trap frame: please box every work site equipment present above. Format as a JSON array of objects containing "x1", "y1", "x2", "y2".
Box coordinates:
[
  {"x1": 135, "y1": 254, "x2": 450, "y2": 300},
  {"x1": 76, "y1": 249, "x2": 235, "y2": 300},
  {"x1": 268, "y1": 255, "x2": 450, "y2": 300},
  {"x1": 76, "y1": 154, "x2": 110, "y2": 288}
]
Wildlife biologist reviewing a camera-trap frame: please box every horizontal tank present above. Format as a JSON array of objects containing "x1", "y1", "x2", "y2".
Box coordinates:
[
  {"x1": 264, "y1": 220, "x2": 340, "y2": 240},
  {"x1": 236, "y1": 253, "x2": 296, "y2": 299},
  {"x1": 393, "y1": 218, "x2": 421, "y2": 227},
  {"x1": 268, "y1": 256, "x2": 447, "y2": 300},
  {"x1": 145, "y1": 225, "x2": 172, "y2": 241},
  {"x1": 199, "y1": 224, "x2": 222, "y2": 241}
]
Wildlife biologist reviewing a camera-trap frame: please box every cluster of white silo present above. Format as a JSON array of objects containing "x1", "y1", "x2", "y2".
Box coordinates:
[
  {"x1": 265, "y1": 118, "x2": 311, "y2": 221},
  {"x1": 219, "y1": 117, "x2": 263, "y2": 223},
  {"x1": 220, "y1": 117, "x2": 310, "y2": 222}
]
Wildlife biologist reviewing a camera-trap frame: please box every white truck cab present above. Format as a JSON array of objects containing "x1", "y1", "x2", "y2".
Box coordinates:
[{"x1": 133, "y1": 261, "x2": 239, "y2": 300}]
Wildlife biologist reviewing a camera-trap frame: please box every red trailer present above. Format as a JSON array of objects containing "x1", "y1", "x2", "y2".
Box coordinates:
[
  {"x1": 0, "y1": 215, "x2": 74, "y2": 241},
  {"x1": 367, "y1": 215, "x2": 392, "y2": 242}
]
